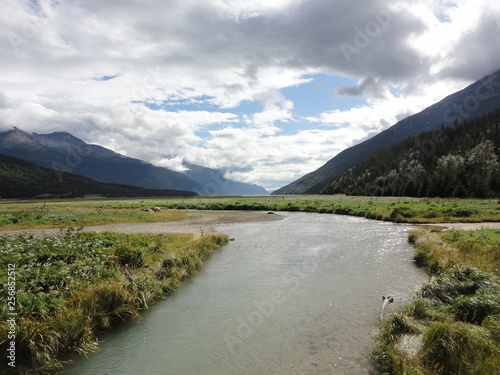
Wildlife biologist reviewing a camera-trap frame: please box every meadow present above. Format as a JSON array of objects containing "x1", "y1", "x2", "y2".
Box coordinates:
[
  {"x1": 0, "y1": 195, "x2": 499, "y2": 231},
  {"x1": 0, "y1": 199, "x2": 187, "y2": 230}
]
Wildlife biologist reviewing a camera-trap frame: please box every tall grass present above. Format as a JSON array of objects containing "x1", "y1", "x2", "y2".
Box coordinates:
[
  {"x1": 410, "y1": 229, "x2": 500, "y2": 276},
  {"x1": 375, "y1": 229, "x2": 500, "y2": 374},
  {"x1": 0, "y1": 231, "x2": 228, "y2": 374}
]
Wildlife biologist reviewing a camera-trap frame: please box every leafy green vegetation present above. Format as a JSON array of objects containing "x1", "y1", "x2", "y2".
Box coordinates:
[
  {"x1": 0, "y1": 230, "x2": 228, "y2": 374},
  {"x1": 322, "y1": 109, "x2": 500, "y2": 198},
  {"x1": 375, "y1": 229, "x2": 500, "y2": 374}
]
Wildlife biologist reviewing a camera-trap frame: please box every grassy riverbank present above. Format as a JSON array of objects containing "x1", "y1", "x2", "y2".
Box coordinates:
[
  {"x1": 1, "y1": 195, "x2": 499, "y2": 230},
  {"x1": 0, "y1": 230, "x2": 228, "y2": 374},
  {"x1": 375, "y1": 229, "x2": 500, "y2": 374}
]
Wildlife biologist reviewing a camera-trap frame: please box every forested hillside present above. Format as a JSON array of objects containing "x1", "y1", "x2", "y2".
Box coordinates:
[
  {"x1": 273, "y1": 69, "x2": 500, "y2": 195},
  {"x1": 0, "y1": 154, "x2": 197, "y2": 199},
  {"x1": 322, "y1": 110, "x2": 500, "y2": 198}
]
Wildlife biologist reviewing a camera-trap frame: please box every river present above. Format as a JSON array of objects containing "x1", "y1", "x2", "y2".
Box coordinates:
[{"x1": 63, "y1": 212, "x2": 428, "y2": 375}]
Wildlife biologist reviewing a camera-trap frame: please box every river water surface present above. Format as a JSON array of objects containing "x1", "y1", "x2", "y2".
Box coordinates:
[{"x1": 63, "y1": 212, "x2": 428, "y2": 375}]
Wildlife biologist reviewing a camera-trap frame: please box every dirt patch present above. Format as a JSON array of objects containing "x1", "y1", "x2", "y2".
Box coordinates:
[{"x1": 0, "y1": 210, "x2": 284, "y2": 237}]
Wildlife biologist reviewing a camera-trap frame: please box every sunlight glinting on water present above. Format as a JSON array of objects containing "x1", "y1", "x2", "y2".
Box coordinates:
[{"x1": 63, "y1": 212, "x2": 428, "y2": 375}]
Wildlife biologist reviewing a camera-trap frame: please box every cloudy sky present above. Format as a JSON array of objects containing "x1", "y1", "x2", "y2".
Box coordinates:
[{"x1": 1, "y1": 0, "x2": 500, "y2": 191}]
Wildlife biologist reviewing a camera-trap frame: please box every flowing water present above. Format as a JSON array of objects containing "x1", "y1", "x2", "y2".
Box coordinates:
[{"x1": 63, "y1": 212, "x2": 428, "y2": 375}]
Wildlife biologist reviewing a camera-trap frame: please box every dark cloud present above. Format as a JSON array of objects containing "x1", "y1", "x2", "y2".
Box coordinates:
[
  {"x1": 201, "y1": 0, "x2": 432, "y2": 88},
  {"x1": 336, "y1": 77, "x2": 387, "y2": 98},
  {"x1": 46, "y1": 0, "x2": 432, "y2": 93}
]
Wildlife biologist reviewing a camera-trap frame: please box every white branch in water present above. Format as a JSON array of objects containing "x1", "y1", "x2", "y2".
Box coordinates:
[{"x1": 379, "y1": 296, "x2": 394, "y2": 322}]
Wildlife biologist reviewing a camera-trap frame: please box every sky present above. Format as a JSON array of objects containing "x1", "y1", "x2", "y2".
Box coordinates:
[{"x1": 1, "y1": 0, "x2": 500, "y2": 192}]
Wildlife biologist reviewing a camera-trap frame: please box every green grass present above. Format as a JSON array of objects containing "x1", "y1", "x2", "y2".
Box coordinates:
[
  {"x1": 0, "y1": 200, "x2": 186, "y2": 230},
  {"x1": 156, "y1": 195, "x2": 500, "y2": 223},
  {"x1": 0, "y1": 230, "x2": 228, "y2": 374},
  {"x1": 375, "y1": 230, "x2": 500, "y2": 374},
  {"x1": 1, "y1": 196, "x2": 499, "y2": 231},
  {"x1": 410, "y1": 229, "x2": 500, "y2": 276}
]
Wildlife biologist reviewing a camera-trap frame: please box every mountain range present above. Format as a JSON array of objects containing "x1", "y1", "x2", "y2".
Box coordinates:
[
  {"x1": 2, "y1": 70, "x2": 500, "y2": 199},
  {"x1": 273, "y1": 69, "x2": 500, "y2": 194},
  {"x1": 0, "y1": 129, "x2": 267, "y2": 196},
  {"x1": 0, "y1": 153, "x2": 197, "y2": 199}
]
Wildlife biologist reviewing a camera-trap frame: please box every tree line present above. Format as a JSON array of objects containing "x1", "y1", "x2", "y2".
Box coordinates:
[{"x1": 322, "y1": 109, "x2": 500, "y2": 198}]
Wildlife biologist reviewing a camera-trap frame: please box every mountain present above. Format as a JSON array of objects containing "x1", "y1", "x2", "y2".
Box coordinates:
[
  {"x1": 182, "y1": 162, "x2": 268, "y2": 196},
  {"x1": 0, "y1": 153, "x2": 198, "y2": 199},
  {"x1": 322, "y1": 109, "x2": 500, "y2": 198},
  {"x1": 273, "y1": 69, "x2": 500, "y2": 194},
  {"x1": 0, "y1": 128, "x2": 200, "y2": 191},
  {"x1": 0, "y1": 129, "x2": 268, "y2": 196}
]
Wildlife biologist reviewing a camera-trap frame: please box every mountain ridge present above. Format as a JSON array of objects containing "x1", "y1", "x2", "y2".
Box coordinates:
[
  {"x1": 321, "y1": 109, "x2": 500, "y2": 198},
  {"x1": 273, "y1": 69, "x2": 500, "y2": 194},
  {"x1": 0, "y1": 129, "x2": 268, "y2": 196},
  {"x1": 0, "y1": 153, "x2": 198, "y2": 199},
  {"x1": 182, "y1": 162, "x2": 268, "y2": 196}
]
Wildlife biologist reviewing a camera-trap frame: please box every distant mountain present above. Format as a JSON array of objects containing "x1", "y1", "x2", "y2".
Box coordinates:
[
  {"x1": 0, "y1": 153, "x2": 197, "y2": 199},
  {"x1": 273, "y1": 69, "x2": 500, "y2": 194},
  {"x1": 0, "y1": 129, "x2": 268, "y2": 196},
  {"x1": 322, "y1": 109, "x2": 500, "y2": 198},
  {"x1": 182, "y1": 162, "x2": 268, "y2": 196}
]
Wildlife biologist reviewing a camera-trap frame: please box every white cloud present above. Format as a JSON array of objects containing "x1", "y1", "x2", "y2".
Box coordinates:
[
  {"x1": 0, "y1": 0, "x2": 499, "y2": 191},
  {"x1": 150, "y1": 156, "x2": 189, "y2": 172}
]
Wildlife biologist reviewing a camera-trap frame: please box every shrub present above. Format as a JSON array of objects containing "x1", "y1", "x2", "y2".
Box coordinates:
[
  {"x1": 422, "y1": 210, "x2": 440, "y2": 219},
  {"x1": 390, "y1": 207, "x2": 416, "y2": 219},
  {"x1": 450, "y1": 209, "x2": 478, "y2": 217},
  {"x1": 422, "y1": 321, "x2": 497, "y2": 374},
  {"x1": 419, "y1": 268, "x2": 490, "y2": 305},
  {"x1": 451, "y1": 293, "x2": 500, "y2": 324},
  {"x1": 114, "y1": 243, "x2": 144, "y2": 269}
]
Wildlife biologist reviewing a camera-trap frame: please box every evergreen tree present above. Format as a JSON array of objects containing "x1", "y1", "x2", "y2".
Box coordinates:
[{"x1": 322, "y1": 109, "x2": 500, "y2": 198}]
